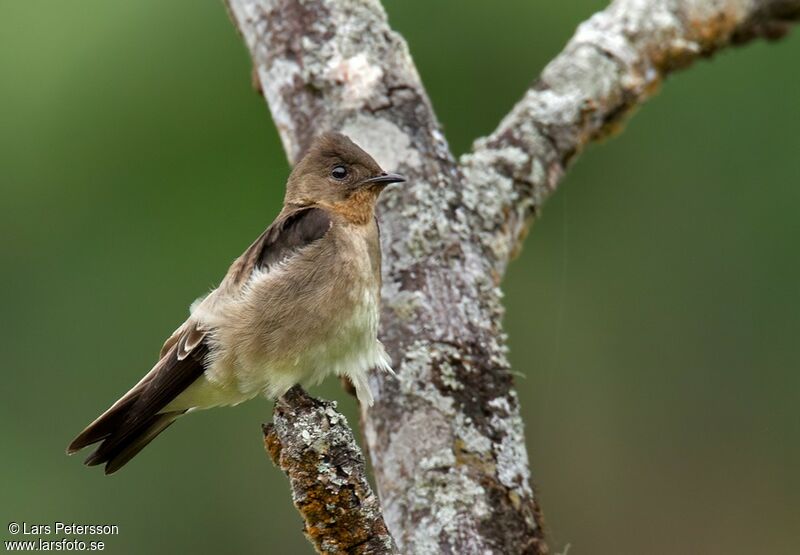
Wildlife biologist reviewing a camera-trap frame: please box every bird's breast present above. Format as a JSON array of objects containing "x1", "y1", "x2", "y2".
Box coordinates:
[{"x1": 201, "y1": 222, "x2": 384, "y2": 398}]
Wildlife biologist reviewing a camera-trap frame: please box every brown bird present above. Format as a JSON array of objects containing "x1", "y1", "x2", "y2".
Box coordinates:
[{"x1": 67, "y1": 132, "x2": 404, "y2": 474}]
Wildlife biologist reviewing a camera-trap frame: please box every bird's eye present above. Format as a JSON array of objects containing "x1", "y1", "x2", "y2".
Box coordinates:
[{"x1": 331, "y1": 165, "x2": 348, "y2": 180}]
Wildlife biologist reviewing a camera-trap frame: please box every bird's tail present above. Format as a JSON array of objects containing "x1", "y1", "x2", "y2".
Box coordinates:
[
  {"x1": 67, "y1": 390, "x2": 185, "y2": 474},
  {"x1": 68, "y1": 338, "x2": 208, "y2": 474}
]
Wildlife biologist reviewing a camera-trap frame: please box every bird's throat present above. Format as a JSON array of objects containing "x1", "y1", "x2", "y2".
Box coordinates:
[{"x1": 330, "y1": 188, "x2": 377, "y2": 225}]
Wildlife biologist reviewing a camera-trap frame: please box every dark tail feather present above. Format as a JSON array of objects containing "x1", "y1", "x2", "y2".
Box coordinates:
[
  {"x1": 68, "y1": 342, "x2": 206, "y2": 473},
  {"x1": 68, "y1": 386, "x2": 185, "y2": 474},
  {"x1": 67, "y1": 395, "x2": 139, "y2": 455},
  {"x1": 84, "y1": 411, "x2": 185, "y2": 474}
]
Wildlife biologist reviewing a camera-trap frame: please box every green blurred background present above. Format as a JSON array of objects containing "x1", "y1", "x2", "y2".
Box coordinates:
[{"x1": 1, "y1": 1, "x2": 798, "y2": 553}]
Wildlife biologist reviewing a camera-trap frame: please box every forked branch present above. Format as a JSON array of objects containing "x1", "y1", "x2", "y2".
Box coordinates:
[{"x1": 228, "y1": 0, "x2": 799, "y2": 553}]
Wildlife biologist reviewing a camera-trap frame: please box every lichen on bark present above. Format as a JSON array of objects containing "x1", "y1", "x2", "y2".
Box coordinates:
[
  {"x1": 462, "y1": 0, "x2": 800, "y2": 277},
  {"x1": 226, "y1": 0, "x2": 799, "y2": 553},
  {"x1": 264, "y1": 386, "x2": 397, "y2": 554}
]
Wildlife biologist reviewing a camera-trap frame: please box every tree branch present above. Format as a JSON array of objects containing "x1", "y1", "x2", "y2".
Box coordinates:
[
  {"x1": 226, "y1": 0, "x2": 798, "y2": 553},
  {"x1": 461, "y1": 0, "x2": 800, "y2": 276},
  {"x1": 226, "y1": 1, "x2": 546, "y2": 553},
  {"x1": 264, "y1": 386, "x2": 397, "y2": 554}
]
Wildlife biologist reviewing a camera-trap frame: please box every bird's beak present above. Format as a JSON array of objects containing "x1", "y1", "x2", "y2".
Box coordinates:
[{"x1": 362, "y1": 172, "x2": 406, "y2": 186}]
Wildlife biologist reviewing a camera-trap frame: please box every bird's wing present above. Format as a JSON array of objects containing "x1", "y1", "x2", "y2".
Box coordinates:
[
  {"x1": 149, "y1": 204, "x2": 332, "y2": 388},
  {"x1": 68, "y1": 205, "x2": 333, "y2": 472},
  {"x1": 141, "y1": 205, "x2": 333, "y2": 414},
  {"x1": 227, "y1": 204, "x2": 333, "y2": 286}
]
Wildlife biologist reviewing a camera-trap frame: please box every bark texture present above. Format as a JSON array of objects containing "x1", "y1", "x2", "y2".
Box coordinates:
[
  {"x1": 462, "y1": 0, "x2": 800, "y2": 277},
  {"x1": 264, "y1": 386, "x2": 397, "y2": 554},
  {"x1": 226, "y1": 0, "x2": 799, "y2": 553}
]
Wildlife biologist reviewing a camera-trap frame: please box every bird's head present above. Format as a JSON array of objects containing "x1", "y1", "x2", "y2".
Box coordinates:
[{"x1": 284, "y1": 132, "x2": 405, "y2": 216}]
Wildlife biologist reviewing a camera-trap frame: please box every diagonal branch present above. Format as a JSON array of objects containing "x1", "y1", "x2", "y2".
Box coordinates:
[
  {"x1": 460, "y1": 0, "x2": 800, "y2": 277},
  {"x1": 264, "y1": 387, "x2": 397, "y2": 554},
  {"x1": 226, "y1": 0, "x2": 798, "y2": 553}
]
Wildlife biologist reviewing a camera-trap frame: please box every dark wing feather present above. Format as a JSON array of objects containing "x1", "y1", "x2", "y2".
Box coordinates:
[
  {"x1": 68, "y1": 205, "x2": 332, "y2": 473},
  {"x1": 258, "y1": 206, "x2": 332, "y2": 268},
  {"x1": 231, "y1": 206, "x2": 332, "y2": 285}
]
